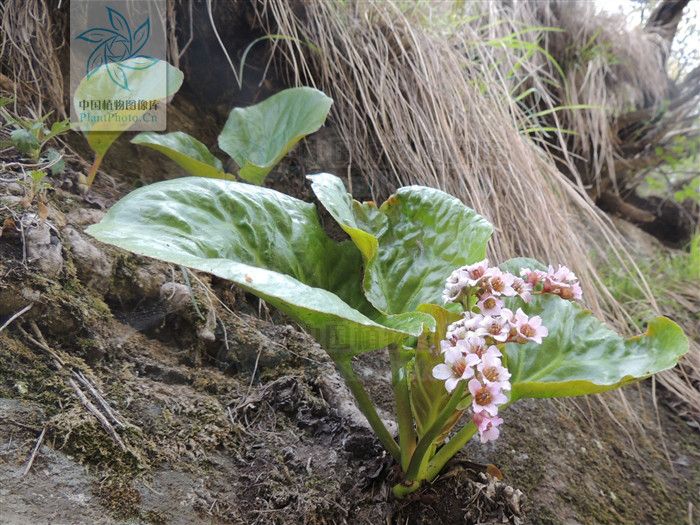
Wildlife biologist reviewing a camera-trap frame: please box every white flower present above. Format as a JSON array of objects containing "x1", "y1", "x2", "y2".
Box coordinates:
[
  {"x1": 513, "y1": 308, "x2": 548, "y2": 344},
  {"x1": 483, "y1": 268, "x2": 517, "y2": 297},
  {"x1": 477, "y1": 294, "x2": 504, "y2": 316},
  {"x1": 432, "y1": 347, "x2": 480, "y2": 393},
  {"x1": 477, "y1": 351, "x2": 512, "y2": 390},
  {"x1": 476, "y1": 315, "x2": 511, "y2": 342}
]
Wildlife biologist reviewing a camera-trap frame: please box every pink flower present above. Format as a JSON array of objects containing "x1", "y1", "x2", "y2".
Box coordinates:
[
  {"x1": 472, "y1": 411, "x2": 504, "y2": 443},
  {"x1": 482, "y1": 345, "x2": 502, "y2": 359},
  {"x1": 549, "y1": 264, "x2": 577, "y2": 283},
  {"x1": 477, "y1": 294, "x2": 504, "y2": 315},
  {"x1": 513, "y1": 308, "x2": 548, "y2": 344},
  {"x1": 541, "y1": 264, "x2": 583, "y2": 301},
  {"x1": 464, "y1": 335, "x2": 489, "y2": 358},
  {"x1": 468, "y1": 378, "x2": 508, "y2": 416},
  {"x1": 443, "y1": 268, "x2": 469, "y2": 303},
  {"x1": 442, "y1": 260, "x2": 491, "y2": 303},
  {"x1": 570, "y1": 282, "x2": 583, "y2": 300},
  {"x1": 433, "y1": 348, "x2": 479, "y2": 393},
  {"x1": 476, "y1": 315, "x2": 511, "y2": 342},
  {"x1": 477, "y1": 352, "x2": 511, "y2": 390},
  {"x1": 520, "y1": 267, "x2": 546, "y2": 286},
  {"x1": 462, "y1": 259, "x2": 489, "y2": 286},
  {"x1": 446, "y1": 313, "x2": 483, "y2": 341},
  {"x1": 483, "y1": 268, "x2": 517, "y2": 297},
  {"x1": 511, "y1": 277, "x2": 532, "y2": 303}
]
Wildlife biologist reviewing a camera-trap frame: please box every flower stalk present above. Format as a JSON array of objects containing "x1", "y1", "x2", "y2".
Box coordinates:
[
  {"x1": 388, "y1": 344, "x2": 417, "y2": 471},
  {"x1": 335, "y1": 358, "x2": 401, "y2": 462}
]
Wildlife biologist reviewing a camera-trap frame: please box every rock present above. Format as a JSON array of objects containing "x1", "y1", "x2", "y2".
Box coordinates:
[
  {"x1": 64, "y1": 226, "x2": 113, "y2": 294},
  {"x1": 0, "y1": 195, "x2": 22, "y2": 206},
  {"x1": 66, "y1": 208, "x2": 106, "y2": 227},
  {"x1": 23, "y1": 214, "x2": 63, "y2": 278},
  {"x1": 159, "y1": 282, "x2": 192, "y2": 312},
  {"x1": 133, "y1": 265, "x2": 168, "y2": 300},
  {"x1": 4, "y1": 182, "x2": 23, "y2": 195},
  {"x1": 197, "y1": 306, "x2": 217, "y2": 342}
]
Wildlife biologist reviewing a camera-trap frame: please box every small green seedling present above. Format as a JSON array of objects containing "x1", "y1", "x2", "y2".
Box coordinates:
[
  {"x1": 19, "y1": 170, "x2": 52, "y2": 218},
  {"x1": 87, "y1": 173, "x2": 689, "y2": 497},
  {"x1": 0, "y1": 105, "x2": 69, "y2": 170},
  {"x1": 131, "y1": 87, "x2": 333, "y2": 185}
]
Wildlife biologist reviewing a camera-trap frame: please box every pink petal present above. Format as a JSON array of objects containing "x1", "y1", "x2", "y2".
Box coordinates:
[
  {"x1": 432, "y1": 364, "x2": 453, "y2": 380},
  {"x1": 468, "y1": 378, "x2": 482, "y2": 397}
]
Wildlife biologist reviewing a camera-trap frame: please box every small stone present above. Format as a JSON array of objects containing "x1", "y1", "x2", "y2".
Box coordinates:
[
  {"x1": 64, "y1": 226, "x2": 113, "y2": 294},
  {"x1": 24, "y1": 214, "x2": 63, "y2": 277},
  {"x1": 160, "y1": 282, "x2": 192, "y2": 312}
]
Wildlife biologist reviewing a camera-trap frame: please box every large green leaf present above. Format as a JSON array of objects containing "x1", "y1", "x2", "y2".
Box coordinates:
[
  {"x1": 218, "y1": 87, "x2": 333, "y2": 185},
  {"x1": 309, "y1": 173, "x2": 493, "y2": 314},
  {"x1": 131, "y1": 131, "x2": 232, "y2": 180},
  {"x1": 86, "y1": 177, "x2": 429, "y2": 354},
  {"x1": 74, "y1": 58, "x2": 184, "y2": 157},
  {"x1": 505, "y1": 294, "x2": 688, "y2": 400}
]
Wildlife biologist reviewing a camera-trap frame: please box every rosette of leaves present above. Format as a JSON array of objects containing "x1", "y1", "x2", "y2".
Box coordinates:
[
  {"x1": 130, "y1": 87, "x2": 333, "y2": 184},
  {"x1": 86, "y1": 173, "x2": 688, "y2": 496}
]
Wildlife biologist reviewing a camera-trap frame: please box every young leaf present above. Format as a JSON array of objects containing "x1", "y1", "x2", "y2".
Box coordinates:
[
  {"x1": 30, "y1": 170, "x2": 47, "y2": 184},
  {"x1": 131, "y1": 131, "x2": 232, "y2": 180},
  {"x1": 309, "y1": 173, "x2": 493, "y2": 314},
  {"x1": 86, "y1": 177, "x2": 431, "y2": 354},
  {"x1": 218, "y1": 87, "x2": 333, "y2": 185},
  {"x1": 74, "y1": 57, "x2": 184, "y2": 157},
  {"x1": 505, "y1": 294, "x2": 689, "y2": 401},
  {"x1": 45, "y1": 148, "x2": 65, "y2": 175},
  {"x1": 10, "y1": 128, "x2": 40, "y2": 156}
]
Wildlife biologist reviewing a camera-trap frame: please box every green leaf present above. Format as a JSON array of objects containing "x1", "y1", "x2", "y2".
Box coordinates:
[
  {"x1": 131, "y1": 131, "x2": 232, "y2": 180},
  {"x1": 499, "y1": 257, "x2": 547, "y2": 275},
  {"x1": 74, "y1": 58, "x2": 184, "y2": 157},
  {"x1": 309, "y1": 173, "x2": 493, "y2": 314},
  {"x1": 10, "y1": 128, "x2": 39, "y2": 156},
  {"x1": 218, "y1": 87, "x2": 333, "y2": 184},
  {"x1": 45, "y1": 148, "x2": 65, "y2": 175},
  {"x1": 86, "y1": 177, "x2": 430, "y2": 355},
  {"x1": 43, "y1": 119, "x2": 71, "y2": 143},
  {"x1": 506, "y1": 294, "x2": 689, "y2": 401},
  {"x1": 30, "y1": 170, "x2": 47, "y2": 184}
]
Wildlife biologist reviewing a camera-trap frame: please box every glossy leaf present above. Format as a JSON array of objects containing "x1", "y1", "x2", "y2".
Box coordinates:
[
  {"x1": 309, "y1": 173, "x2": 493, "y2": 314},
  {"x1": 74, "y1": 58, "x2": 184, "y2": 157},
  {"x1": 86, "y1": 177, "x2": 431, "y2": 354},
  {"x1": 131, "y1": 131, "x2": 232, "y2": 180},
  {"x1": 505, "y1": 294, "x2": 689, "y2": 400},
  {"x1": 218, "y1": 87, "x2": 333, "y2": 184}
]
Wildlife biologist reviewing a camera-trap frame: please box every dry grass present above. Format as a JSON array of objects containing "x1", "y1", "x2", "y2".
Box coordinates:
[
  {"x1": 255, "y1": 0, "x2": 699, "y2": 420},
  {"x1": 0, "y1": 0, "x2": 66, "y2": 116}
]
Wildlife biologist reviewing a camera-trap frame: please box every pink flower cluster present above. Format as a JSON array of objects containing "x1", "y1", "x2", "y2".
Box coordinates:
[
  {"x1": 521, "y1": 264, "x2": 582, "y2": 301},
  {"x1": 432, "y1": 259, "x2": 581, "y2": 444}
]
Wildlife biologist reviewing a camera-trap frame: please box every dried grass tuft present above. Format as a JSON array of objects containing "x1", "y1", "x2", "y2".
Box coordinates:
[
  {"x1": 0, "y1": 0, "x2": 66, "y2": 116},
  {"x1": 256, "y1": 0, "x2": 699, "y2": 421}
]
